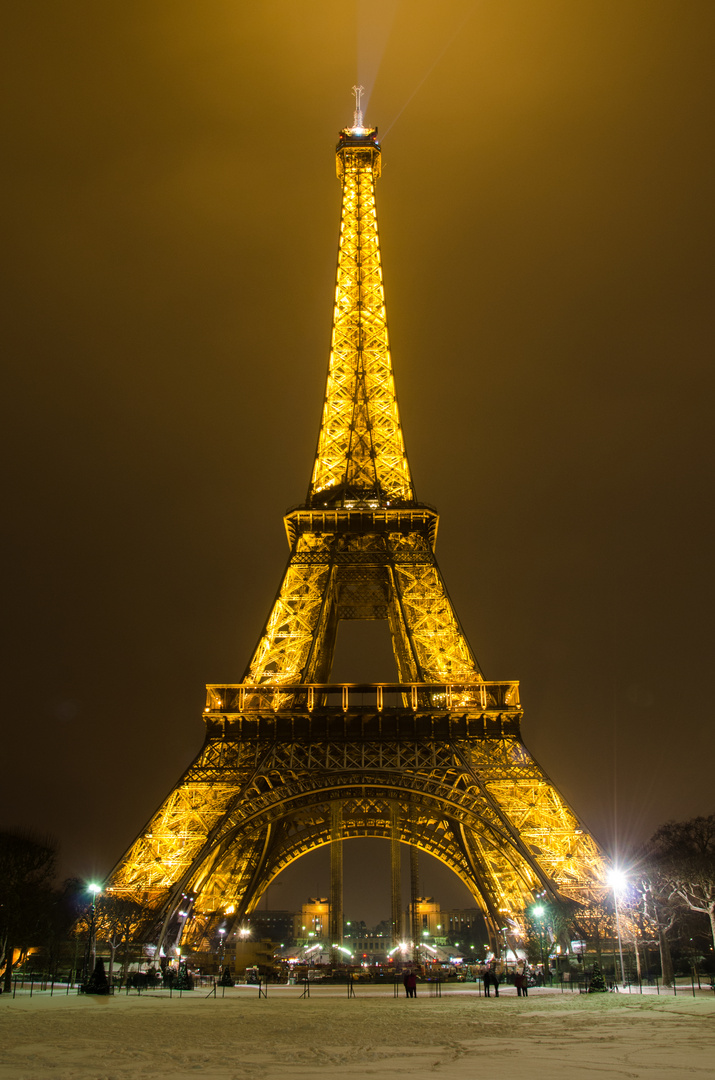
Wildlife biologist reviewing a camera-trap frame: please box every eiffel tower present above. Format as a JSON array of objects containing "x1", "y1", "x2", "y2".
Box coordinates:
[{"x1": 106, "y1": 91, "x2": 607, "y2": 958}]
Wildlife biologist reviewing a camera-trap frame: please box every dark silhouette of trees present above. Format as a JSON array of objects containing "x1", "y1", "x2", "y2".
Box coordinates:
[
  {"x1": 0, "y1": 830, "x2": 57, "y2": 992},
  {"x1": 74, "y1": 891, "x2": 145, "y2": 987},
  {"x1": 639, "y1": 814, "x2": 715, "y2": 978}
]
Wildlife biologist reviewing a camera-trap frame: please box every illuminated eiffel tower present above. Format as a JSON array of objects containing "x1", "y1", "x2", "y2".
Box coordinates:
[{"x1": 106, "y1": 92, "x2": 608, "y2": 958}]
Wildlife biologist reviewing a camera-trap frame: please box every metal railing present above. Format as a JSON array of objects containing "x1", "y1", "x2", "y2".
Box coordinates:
[{"x1": 204, "y1": 681, "x2": 520, "y2": 715}]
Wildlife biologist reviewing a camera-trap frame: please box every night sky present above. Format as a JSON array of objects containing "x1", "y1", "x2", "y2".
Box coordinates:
[{"x1": 3, "y1": 1, "x2": 714, "y2": 927}]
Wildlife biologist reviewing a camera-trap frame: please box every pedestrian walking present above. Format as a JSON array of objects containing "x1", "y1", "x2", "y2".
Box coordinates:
[{"x1": 486, "y1": 964, "x2": 500, "y2": 997}]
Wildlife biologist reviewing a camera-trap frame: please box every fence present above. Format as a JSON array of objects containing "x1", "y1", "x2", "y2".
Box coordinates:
[{"x1": 6, "y1": 970, "x2": 715, "y2": 1001}]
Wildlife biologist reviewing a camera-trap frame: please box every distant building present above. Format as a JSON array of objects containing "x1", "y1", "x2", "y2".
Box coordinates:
[
  {"x1": 233, "y1": 937, "x2": 276, "y2": 974},
  {"x1": 410, "y1": 897, "x2": 485, "y2": 949},
  {"x1": 442, "y1": 907, "x2": 485, "y2": 945},
  {"x1": 411, "y1": 897, "x2": 442, "y2": 938},
  {"x1": 350, "y1": 932, "x2": 391, "y2": 965},
  {"x1": 294, "y1": 897, "x2": 330, "y2": 945},
  {"x1": 246, "y1": 910, "x2": 295, "y2": 944}
]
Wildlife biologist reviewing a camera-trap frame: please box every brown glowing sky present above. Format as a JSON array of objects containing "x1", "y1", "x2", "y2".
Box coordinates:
[{"x1": 2, "y1": 1, "x2": 714, "y2": 924}]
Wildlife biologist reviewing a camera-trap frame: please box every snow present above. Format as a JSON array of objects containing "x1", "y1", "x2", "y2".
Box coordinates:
[{"x1": 1, "y1": 985, "x2": 714, "y2": 1079}]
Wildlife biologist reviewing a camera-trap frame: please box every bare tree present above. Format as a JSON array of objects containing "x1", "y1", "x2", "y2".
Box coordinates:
[
  {"x1": 646, "y1": 815, "x2": 715, "y2": 957},
  {"x1": 75, "y1": 893, "x2": 145, "y2": 987},
  {"x1": 0, "y1": 831, "x2": 57, "y2": 992}
]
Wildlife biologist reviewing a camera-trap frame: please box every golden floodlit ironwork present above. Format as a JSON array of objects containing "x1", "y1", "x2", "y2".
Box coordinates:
[{"x1": 105, "y1": 107, "x2": 609, "y2": 956}]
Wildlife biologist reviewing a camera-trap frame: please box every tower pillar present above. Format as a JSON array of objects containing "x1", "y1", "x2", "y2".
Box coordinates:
[
  {"x1": 329, "y1": 803, "x2": 343, "y2": 964},
  {"x1": 390, "y1": 803, "x2": 402, "y2": 950},
  {"x1": 410, "y1": 845, "x2": 420, "y2": 964}
]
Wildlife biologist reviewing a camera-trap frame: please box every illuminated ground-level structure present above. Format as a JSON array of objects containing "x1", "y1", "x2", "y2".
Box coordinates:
[{"x1": 105, "y1": 95, "x2": 609, "y2": 956}]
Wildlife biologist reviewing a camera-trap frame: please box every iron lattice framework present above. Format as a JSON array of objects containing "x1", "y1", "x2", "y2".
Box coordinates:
[{"x1": 106, "y1": 113, "x2": 608, "y2": 956}]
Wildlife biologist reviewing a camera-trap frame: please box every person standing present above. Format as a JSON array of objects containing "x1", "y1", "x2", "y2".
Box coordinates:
[{"x1": 406, "y1": 969, "x2": 417, "y2": 998}]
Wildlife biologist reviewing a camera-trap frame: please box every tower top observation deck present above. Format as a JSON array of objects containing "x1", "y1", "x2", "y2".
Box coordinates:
[{"x1": 336, "y1": 85, "x2": 381, "y2": 178}]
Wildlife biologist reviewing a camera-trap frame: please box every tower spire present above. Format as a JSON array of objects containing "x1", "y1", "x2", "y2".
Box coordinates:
[
  {"x1": 351, "y1": 84, "x2": 365, "y2": 130},
  {"x1": 307, "y1": 97, "x2": 413, "y2": 508}
]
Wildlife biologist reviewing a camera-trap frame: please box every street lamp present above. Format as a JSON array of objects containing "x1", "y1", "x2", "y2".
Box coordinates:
[
  {"x1": 608, "y1": 867, "x2": 627, "y2": 987},
  {"x1": 531, "y1": 904, "x2": 547, "y2": 982},
  {"x1": 500, "y1": 926, "x2": 509, "y2": 976},
  {"x1": 85, "y1": 883, "x2": 101, "y2": 981}
]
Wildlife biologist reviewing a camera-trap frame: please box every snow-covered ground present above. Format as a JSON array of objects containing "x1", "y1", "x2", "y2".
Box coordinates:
[{"x1": 1, "y1": 984, "x2": 713, "y2": 1079}]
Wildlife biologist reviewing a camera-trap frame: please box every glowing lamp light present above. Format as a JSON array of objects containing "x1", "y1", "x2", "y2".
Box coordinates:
[
  {"x1": 608, "y1": 867, "x2": 627, "y2": 893},
  {"x1": 532, "y1": 905, "x2": 545, "y2": 918},
  {"x1": 88, "y1": 883, "x2": 101, "y2": 895}
]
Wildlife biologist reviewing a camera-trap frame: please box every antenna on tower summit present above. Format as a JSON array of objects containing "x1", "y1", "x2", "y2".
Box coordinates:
[{"x1": 351, "y1": 84, "x2": 365, "y2": 130}]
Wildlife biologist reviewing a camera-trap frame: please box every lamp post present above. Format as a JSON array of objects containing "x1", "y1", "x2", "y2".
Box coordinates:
[
  {"x1": 608, "y1": 868, "x2": 627, "y2": 987},
  {"x1": 84, "y1": 884, "x2": 101, "y2": 981},
  {"x1": 531, "y1": 904, "x2": 547, "y2": 983},
  {"x1": 501, "y1": 926, "x2": 509, "y2": 978}
]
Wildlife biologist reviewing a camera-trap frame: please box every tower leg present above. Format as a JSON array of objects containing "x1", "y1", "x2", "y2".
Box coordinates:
[
  {"x1": 390, "y1": 804, "x2": 402, "y2": 951},
  {"x1": 410, "y1": 844, "x2": 420, "y2": 965},
  {"x1": 483, "y1": 915, "x2": 500, "y2": 958},
  {"x1": 330, "y1": 803, "x2": 343, "y2": 965}
]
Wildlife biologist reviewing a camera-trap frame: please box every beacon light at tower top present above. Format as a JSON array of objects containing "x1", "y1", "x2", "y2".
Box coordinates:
[{"x1": 347, "y1": 83, "x2": 372, "y2": 136}]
